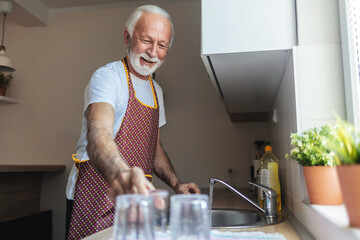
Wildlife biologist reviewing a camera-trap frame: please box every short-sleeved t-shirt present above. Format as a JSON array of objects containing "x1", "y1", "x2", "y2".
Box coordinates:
[{"x1": 66, "y1": 60, "x2": 166, "y2": 199}]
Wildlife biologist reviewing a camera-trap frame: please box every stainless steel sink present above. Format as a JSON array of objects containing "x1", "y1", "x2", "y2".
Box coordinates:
[
  {"x1": 211, "y1": 208, "x2": 285, "y2": 229},
  {"x1": 161, "y1": 208, "x2": 284, "y2": 229},
  {"x1": 209, "y1": 178, "x2": 285, "y2": 228}
]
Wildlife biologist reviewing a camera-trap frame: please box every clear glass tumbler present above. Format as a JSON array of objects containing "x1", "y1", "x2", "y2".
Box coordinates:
[
  {"x1": 113, "y1": 194, "x2": 154, "y2": 240},
  {"x1": 169, "y1": 194, "x2": 210, "y2": 240},
  {"x1": 149, "y1": 189, "x2": 169, "y2": 233}
]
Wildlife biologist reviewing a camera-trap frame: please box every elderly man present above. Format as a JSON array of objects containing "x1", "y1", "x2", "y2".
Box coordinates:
[{"x1": 65, "y1": 5, "x2": 200, "y2": 240}]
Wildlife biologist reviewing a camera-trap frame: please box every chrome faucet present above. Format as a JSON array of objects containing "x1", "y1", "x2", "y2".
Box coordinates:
[{"x1": 209, "y1": 177, "x2": 278, "y2": 219}]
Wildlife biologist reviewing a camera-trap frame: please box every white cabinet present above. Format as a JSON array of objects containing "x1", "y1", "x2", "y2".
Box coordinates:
[{"x1": 201, "y1": 0, "x2": 296, "y2": 121}]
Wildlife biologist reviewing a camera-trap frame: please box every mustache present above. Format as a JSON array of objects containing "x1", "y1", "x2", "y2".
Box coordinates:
[{"x1": 139, "y1": 53, "x2": 160, "y2": 63}]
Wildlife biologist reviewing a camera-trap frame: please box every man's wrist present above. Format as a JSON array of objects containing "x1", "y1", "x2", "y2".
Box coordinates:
[
  {"x1": 102, "y1": 159, "x2": 130, "y2": 183},
  {"x1": 172, "y1": 180, "x2": 182, "y2": 191}
]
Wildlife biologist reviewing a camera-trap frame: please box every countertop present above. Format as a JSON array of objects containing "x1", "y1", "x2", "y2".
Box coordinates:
[
  {"x1": 0, "y1": 164, "x2": 65, "y2": 172},
  {"x1": 83, "y1": 188, "x2": 300, "y2": 240}
]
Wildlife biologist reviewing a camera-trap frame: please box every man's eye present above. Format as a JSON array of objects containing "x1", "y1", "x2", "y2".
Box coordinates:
[
  {"x1": 140, "y1": 39, "x2": 151, "y2": 44},
  {"x1": 158, "y1": 43, "x2": 169, "y2": 49}
]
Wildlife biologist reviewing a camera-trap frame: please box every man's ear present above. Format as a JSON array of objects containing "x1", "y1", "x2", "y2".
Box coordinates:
[{"x1": 124, "y1": 29, "x2": 131, "y2": 46}]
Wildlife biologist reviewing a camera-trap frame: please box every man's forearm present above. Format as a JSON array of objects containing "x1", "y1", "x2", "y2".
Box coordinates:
[
  {"x1": 153, "y1": 130, "x2": 201, "y2": 194},
  {"x1": 87, "y1": 125, "x2": 129, "y2": 182},
  {"x1": 85, "y1": 103, "x2": 129, "y2": 183},
  {"x1": 153, "y1": 142, "x2": 181, "y2": 189},
  {"x1": 83, "y1": 102, "x2": 155, "y2": 197}
]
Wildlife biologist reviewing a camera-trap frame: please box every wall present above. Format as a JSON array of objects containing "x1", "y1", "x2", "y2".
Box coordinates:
[
  {"x1": 2, "y1": 0, "x2": 268, "y2": 239},
  {"x1": 269, "y1": 0, "x2": 348, "y2": 238},
  {"x1": 294, "y1": 0, "x2": 346, "y2": 132},
  {"x1": 268, "y1": 53, "x2": 298, "y2": 208},
  {"x1": 292, "y1": 0, "x2": 346, "y2": 202}
]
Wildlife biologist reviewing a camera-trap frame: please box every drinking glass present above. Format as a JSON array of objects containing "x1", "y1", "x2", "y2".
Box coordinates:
[
  {"x1": 149, "y1": 189, "x2": 169, "y2": 232},
  {"x1": 169, "y1": 194, "x2": 210, "y2": 240},
  {"x1": 113, "y1": 194, "x2": 154, "y2": 240}
]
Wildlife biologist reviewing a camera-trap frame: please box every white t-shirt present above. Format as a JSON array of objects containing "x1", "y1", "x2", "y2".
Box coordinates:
[{"x1": 66, "y1": 60, "x2": 166, "y2": 199}]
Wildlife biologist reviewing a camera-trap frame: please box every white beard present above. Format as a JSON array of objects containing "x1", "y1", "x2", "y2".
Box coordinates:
[{"x1": 127, "y1": 48, "x2": 164, "y2": 77}]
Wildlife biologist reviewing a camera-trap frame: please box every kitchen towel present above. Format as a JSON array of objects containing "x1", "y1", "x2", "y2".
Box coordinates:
[
  {"x1": 151, "y1": 230, "x2": 287, "y2": 240},
  {"x1": 210, "y1": 230, "x2": 286, "y2": 239}
]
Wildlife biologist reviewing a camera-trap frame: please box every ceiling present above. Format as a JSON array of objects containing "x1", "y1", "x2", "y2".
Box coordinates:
[
  {"x1": 7, "y1": 0, "x2": 185, "y2": 26},
  {"x1": 38, "y1": 0, "x2": 147, "y2": 9}
]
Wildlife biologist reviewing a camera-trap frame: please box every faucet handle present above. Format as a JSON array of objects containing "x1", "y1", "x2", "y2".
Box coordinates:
[
  {"x1": 248, "y1": 182, "x2": 278, "y2": 219},
  {"x1": 248, "y1": 182, "x2": 277, "y2": 199}
]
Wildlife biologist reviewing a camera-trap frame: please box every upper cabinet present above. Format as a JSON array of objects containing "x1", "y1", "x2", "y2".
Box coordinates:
[{"x1": 201, "y1": 0, "x2": 296, "y2": 122}]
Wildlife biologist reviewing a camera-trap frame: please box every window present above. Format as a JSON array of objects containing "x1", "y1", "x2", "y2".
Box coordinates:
[{"x1": 340, "y1": 0, "x2": 360, "y2": 128}]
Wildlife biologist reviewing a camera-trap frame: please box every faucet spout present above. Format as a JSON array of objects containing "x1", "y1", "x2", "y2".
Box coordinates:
[
  {"x1": 210, "y1": 177, "x2": 278, "y2": 219},
  {"x1": 209, "y1": 177, "x2": 265, "y2": 214}
]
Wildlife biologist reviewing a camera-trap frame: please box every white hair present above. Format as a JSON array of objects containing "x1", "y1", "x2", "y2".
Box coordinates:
[{"x1": 125, "y1": 5, "x2": 174, "y2": 47}]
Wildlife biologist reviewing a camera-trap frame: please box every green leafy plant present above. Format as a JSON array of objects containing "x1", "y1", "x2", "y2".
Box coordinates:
[
  {"x1": 325, "y1": 117, "x2": 360, "y2": 165},
  {"x1": 285, "y1": 125, "x2": 338, "y2": 166},
  {"x1": 0, "y1": 72, "x2": 13, "y2": 88}
]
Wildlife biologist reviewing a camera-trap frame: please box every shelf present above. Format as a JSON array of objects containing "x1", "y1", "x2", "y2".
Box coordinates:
[
  {"x1": 0, "y1": 96, "x2": 18, "y2": 104},
  {"x1": 0, "y1": 164, "x2": 66, "y2": 173}
]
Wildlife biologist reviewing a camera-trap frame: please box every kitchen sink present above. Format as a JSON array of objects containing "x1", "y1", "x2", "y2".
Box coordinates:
[
  {"x1": 208, "y1": 178, "x2": 285, "y2": 228},
  {"x1": 161, "y1": 208, "x2": 285, "y2": 229},
  {"x1": 211, "y1": 208, "x2": 285, "y2": 229}
]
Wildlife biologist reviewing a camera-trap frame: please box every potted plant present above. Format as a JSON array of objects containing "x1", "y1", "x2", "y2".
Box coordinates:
[
  {"x1": 325, "y1": 117, "x2": 360, "y2": 227},
  {"x1": 286, "y1": 125, "x2": 343, "y2": 205},
  {"x1": 0, "y1": 72, "x2": 13, "y2": 96}
]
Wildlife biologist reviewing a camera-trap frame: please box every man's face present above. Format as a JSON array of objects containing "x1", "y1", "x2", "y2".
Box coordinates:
[{"x1": 125, "y1": 12, "x2": 172, "y2": 78}]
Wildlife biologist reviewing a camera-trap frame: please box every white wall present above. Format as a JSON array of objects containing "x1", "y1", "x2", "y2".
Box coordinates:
[
  {"x1": 269, "y1": 0, "x2": 348, "y2": 238},
  {"x1": 2, "y1": 1, "x2": 268, "y2": 239},
  {"x1": 294, "y1": 0, "x2": 345, "y2": 131},
  {"x1": 293, "y1": 44, "x2": 346, "y2": 132},
  {"x1": 268, "y1": 53, "x2": 299, "y2": 206}
]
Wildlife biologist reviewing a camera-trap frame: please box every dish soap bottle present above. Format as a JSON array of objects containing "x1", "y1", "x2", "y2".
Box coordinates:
[{"x1": 259, "y1": 143, "x2": 281, "y2": 212}]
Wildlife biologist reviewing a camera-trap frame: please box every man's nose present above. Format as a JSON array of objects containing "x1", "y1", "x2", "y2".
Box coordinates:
[{"x1": 146, "y1": 44, "x2": 158, "y2": 58}]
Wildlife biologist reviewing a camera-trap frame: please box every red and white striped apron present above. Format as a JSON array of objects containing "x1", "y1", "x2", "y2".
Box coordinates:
[{"x1": 67, "y1": 57, "x2": 159, "y2": 239}]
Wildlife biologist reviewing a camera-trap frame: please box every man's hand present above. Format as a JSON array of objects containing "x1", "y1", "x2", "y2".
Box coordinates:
[
  {"x1": 108, "y1": 167, "x2": 155, "y2": 200},
  {"x1": 174, "y1": 182, "x2": 201, "y2": 194}
]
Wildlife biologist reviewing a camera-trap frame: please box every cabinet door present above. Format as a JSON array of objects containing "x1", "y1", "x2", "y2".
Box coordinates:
[{"x1": 201, "y1": 0, "x2": 296, "y2": 55}]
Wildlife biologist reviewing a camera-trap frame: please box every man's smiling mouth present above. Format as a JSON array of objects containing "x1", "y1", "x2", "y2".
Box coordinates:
[{"x1": 141, "y1": 57, "x2": 156, "y2": 64}]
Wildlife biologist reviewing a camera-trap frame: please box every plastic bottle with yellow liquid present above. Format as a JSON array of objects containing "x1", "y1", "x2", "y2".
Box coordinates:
[{"x1": 259, "y1": 144, "x2": 281, "y2": 212}]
